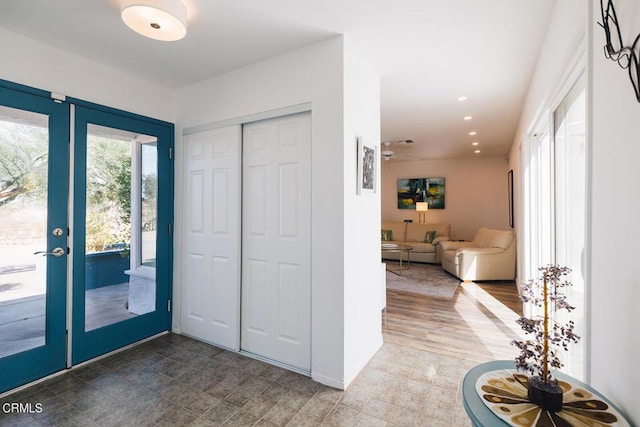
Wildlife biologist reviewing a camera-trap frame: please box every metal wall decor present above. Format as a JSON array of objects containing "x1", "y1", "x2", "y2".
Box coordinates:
[{"x1": 598, "y1": 0, "x2": 640, "y2": 102}]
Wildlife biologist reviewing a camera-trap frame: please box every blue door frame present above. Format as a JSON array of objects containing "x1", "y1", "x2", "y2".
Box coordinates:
[{"x1": 0, "y1": 79, "x2": 174, "y2": 393}]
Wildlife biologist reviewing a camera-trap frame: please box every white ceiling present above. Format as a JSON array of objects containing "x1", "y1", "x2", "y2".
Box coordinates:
[{"x1": 0, "y1": 0, "x2": 555, "y2": 160}]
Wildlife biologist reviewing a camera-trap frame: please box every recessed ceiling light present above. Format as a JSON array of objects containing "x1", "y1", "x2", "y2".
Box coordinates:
[
  {"x1": 457, "y1": 96, "x2": 467, "y2": 101},
  {"x1": 472, "y1": 142, "x2": 479, "y2": 146},
  {"x1": 469, "y1": 131, "x2": 477, "y2": 136},
  {"x1": 464, "y1": 116, "x2": 472, "y2": 121},
  {"x1": 474, "y1": 150, "x2": 481, "y2": 153}
]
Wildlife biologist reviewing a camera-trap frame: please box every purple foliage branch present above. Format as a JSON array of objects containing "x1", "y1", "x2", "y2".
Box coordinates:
[{"x1": 511, "y1": 265, "x2": 581, "y2": 384}]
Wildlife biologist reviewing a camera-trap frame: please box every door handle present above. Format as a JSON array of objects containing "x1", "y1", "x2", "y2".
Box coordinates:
[{"x1": 34, "y1": 247, "x2": 66, "y2": 257}]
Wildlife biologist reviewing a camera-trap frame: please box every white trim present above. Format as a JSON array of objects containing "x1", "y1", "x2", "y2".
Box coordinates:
[
  {"x1": 311, "y1": 372, "x2": 345, "y2": 390},
  {"x1": 130, "y1": 139, "x2": 141, "y2": 268},
  {"x1": 583, "y1": 0, "x2": 594, "y2": 387},
  {"x1": 524, "y1": 25, "x2": 586, "y2": 147},
  {"x1": 547, "y1": 50, "x2": 587, "y2": 114},
  {"x1": 549, "y1": 59, "x2": 586, "y2": 116},
  {"x1": 182, "y1": 102, "x2": 311, "y2": 135},
  {"x1": 130, "y1": 138, "x2": 158, "y2": 273}
]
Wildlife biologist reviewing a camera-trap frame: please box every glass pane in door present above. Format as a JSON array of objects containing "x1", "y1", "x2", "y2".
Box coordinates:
[
  {"x1": 84, "y1": 124, "x2": 157, "y2": 331},
  {"x1": 0, "y1": 106, "x2": 48, "y2": 357},
  {"x1": 554, "y1": 77, "x2": 586, "y2": 380}
]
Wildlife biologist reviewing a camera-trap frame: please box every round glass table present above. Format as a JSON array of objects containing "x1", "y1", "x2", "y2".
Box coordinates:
[{"x1": 381, "y1": 243, "x2": 413, "y2": 275}]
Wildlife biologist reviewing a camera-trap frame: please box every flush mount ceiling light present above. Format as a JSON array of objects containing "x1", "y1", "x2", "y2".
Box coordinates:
[{"x1": 121, "y1": 0, "x2": 187, "y2": 41}]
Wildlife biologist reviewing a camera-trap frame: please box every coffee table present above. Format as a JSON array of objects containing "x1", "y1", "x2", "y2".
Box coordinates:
[{"x1": 381, "y1": 243, "x2": 413, "y2": 275}]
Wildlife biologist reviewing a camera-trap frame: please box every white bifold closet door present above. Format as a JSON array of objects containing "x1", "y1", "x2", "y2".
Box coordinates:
[
  {"x1": 181, "y1": 125, "x2": 241, "y2": 350},
  {"x1": 241, "y1": 112, "x2": 311, "y2": 372}
]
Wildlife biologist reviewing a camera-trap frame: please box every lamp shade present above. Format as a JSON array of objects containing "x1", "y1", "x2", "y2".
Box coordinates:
[
  {"x1": 121, "y1": 0, "x2": 187, "y2": 41},
  {"x1": 416, "y1": 202, "x2": 429, "y2": 212}
]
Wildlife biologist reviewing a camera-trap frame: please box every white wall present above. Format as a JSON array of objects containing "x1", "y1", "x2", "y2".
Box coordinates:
[
  {"x1": 511, "y1": 0, "x2": 639, "y2": 424},
  {"x1": 174, "y1": 36, "x2": 381, "y2": 389},
  {"x1": 342, "y1": 39, "x2": 382, "y2": 385},
  {"x1": 0, "y1": 28, "x2": 174, "y2": 122},
  {"x1": 381, "y1": 157, "x2": 510, "y2": 240},
  {"x1": 589, "y1": 0, "x2": 640, "y2": 424}
]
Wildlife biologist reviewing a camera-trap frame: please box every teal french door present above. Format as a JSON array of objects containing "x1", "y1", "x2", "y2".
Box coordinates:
[
  {"x1": 0, "y1": 79, "x2": 173, "y2": 393},
  {"x1": 0, "y1": 83, "x2": 69, "y2": 392},
  {"x1": 71, "y1": 105, "x2": 173, "y2": 364}
]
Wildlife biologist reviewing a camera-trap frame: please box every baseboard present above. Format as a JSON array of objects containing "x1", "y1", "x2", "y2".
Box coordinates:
[{"x1": 311, "y1": 372, "x2": 345, "y2": 390}]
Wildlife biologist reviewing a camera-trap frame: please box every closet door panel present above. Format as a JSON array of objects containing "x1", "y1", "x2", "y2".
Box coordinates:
[
  {"x1": 241, "y1": 113, "x2": 311, "y2": 372},
  {"x1": 181, "y1": 126, "x2": 241, "y2": 350}
]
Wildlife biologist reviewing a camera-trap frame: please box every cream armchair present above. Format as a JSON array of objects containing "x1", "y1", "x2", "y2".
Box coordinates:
[{"x1": 440, "y1": 227, "x2": 516, "y2": 281}]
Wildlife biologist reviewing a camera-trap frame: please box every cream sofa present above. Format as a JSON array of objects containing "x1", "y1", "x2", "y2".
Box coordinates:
[
  {"x1": 440, "y1": 227, "x2": 516, "y2": 281},
  {"x1": 381, "y1": 221, "x2": 450, "y2": 264}
]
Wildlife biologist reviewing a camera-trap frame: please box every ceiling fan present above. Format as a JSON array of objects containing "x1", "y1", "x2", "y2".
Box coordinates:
[{"x1": 381, "y1": 139, "x2": 414, "y2": 161}]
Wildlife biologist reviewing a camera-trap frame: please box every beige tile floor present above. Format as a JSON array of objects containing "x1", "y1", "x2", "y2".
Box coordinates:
[{"x1": 0, "y1": 333, "x2": 477, "y2": 426}]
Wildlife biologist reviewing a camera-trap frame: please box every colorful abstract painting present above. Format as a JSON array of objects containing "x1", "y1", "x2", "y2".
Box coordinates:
[{"x1": 397, "y1": 177, "x2": 445, "y2": 209}]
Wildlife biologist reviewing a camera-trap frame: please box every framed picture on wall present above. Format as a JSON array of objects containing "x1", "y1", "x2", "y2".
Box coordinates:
[
  {"x1": 357, "y1": 136, "x2": 376, "y2": 194},
  {"x1": 397, "y1": 177, "x2": 445, "y2": 209}
]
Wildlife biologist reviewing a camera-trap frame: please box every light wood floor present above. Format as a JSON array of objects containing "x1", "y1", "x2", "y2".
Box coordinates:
[{"x1": 383, "y1": 280, "x2": 525, "y2": 364}]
